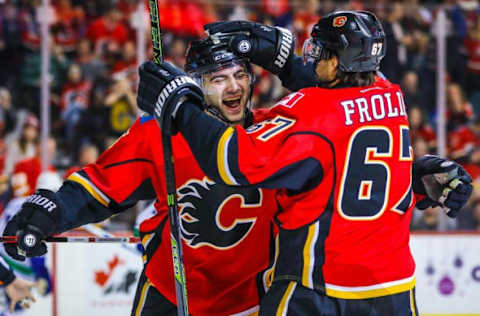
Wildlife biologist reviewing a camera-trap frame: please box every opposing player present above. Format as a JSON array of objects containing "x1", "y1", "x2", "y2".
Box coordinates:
[
  {"x1": 3, "y1": 39, "x2": 278, "y2": 316},
  {"x1": 0, "y1": 261, "x2": 37, "y2": 314},
  {"x1": 136, "y1": 11, "x2": 473, "y2": 315}
]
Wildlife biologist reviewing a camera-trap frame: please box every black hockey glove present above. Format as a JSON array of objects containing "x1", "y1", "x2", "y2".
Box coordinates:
[
  {"x1": 137, "y1": 61, "x2": 205, "y2": 129},
  {"x1": 412, "y1": 155, "x2": 473, "y2": 218},
  {"x1": 3, "y1": 190, "x2": 61, "y2": 261},
  {"x1": 204, "y1": 21, "x2": 295, "y2": 75}
]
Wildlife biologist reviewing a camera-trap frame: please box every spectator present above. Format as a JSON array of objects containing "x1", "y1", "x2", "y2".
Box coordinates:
[
  {"x1": 448, "y1": 116, "x2": 480, "y2": 161},
  {"x1": 462, "y1": 0, "x2": 480, "y2": 98},
  {"x1": 292, "y1": 0, "x2": 320, "y2": 54},
  {"x1": 58, "y1": 63, "x2": 92, "y2": 146},
  {"x1": 401, "y1": 71, "x2": 423, "y2": 109},
  {"x1": 51, "y1": 0, "x2": 85, "y2": 54},
  {"x1": 74, "y1": 38, "x2": 106, "y2": 80},
  {"x1": 380, "y1": 1, "x2": 412, "y2": 83},
  {"x1": 3, "y1": 114, "x2": 39, "y2": 178},
  {"x1": 165, "y1": 38, "x2": 187, "y2": 69},
  {"x1": 411, "y1": 205, "x2": 457, "y2": 231},
  {"x1": 409, "y1": 106, "x2": 436, "y2": 152},
  {"x1": 85, "y1": 7, "x2": 129, "y2": 54},
  {"x1": 11, "y1": 136, "x2": 58, "y2": 198},
  {"x1": 457, "y1": 197, "x2": 480, "y2": 230},
  {"x1": 63, "y1": 142, "x2": 99, "y2": 178},
  {"x1": 19, "y1": 41, "x2": 70, "y2": 115},
  {"x1": 0, "y1": 87, "x2": 17, "y2": 135},
  {"x1": 463, "y1": 146, "x2": 480, "y2": 184},
  {"x1": 446, "y1": 82, "x2": 474, "y2": 131},
  {"x1": 412, "y1": 137, "x2": 430, "y2": 157},
  {"x1": 111, "y1": 40, "x2": 137, "y2": 80},
  {"x1": 104, "y1": 77, "x2": 137, "y2": 142},
  {"x1": 0, "y1": 1, "x2": 23, "y2": 88}
]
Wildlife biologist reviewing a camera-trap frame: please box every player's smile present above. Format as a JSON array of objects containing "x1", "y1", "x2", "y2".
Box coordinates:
[{"x1": 222, "y1": 95, "x2": 243, "y2": 114}]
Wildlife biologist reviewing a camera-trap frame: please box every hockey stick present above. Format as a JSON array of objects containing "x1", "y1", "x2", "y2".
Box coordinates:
[
  {"x1": 82, "y1": 224, "x2": 141, "y2": 255},
  {"x1": 0, "y1": 236, "x2": 140, "y2": 243},
  {"x1": 147, "y1": 1, "x2": 189, "y2": 315}
]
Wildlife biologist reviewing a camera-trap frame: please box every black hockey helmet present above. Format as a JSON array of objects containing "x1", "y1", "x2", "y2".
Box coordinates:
[
  {"x1": 185, "y1": 36, "x2": 253, "y2": 80},
  {"x1": 303, "y1": 10, "x2": 386, "y2": 72}
]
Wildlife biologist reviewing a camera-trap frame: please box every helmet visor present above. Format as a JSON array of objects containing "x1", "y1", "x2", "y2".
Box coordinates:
[{"x1": 302, "y1": 38, "x2": 334, "y2": 64}]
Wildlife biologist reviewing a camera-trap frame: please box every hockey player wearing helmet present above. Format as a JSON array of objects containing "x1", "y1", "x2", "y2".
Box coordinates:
[
  {"x1": 136, "y1": 10, "x2": 473, "y2": 316},
  {"x1": 3, "y1": 38, "x2": 278, "y2": 315},
  {"x1": 185, "y1": 37, "x2": 255, "y2": 125}
]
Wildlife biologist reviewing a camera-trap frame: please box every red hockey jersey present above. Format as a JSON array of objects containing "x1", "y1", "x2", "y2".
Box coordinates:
[
  {"x1": 177, "y1": 76, "x2": 417, "y2": 299},
  {"x1": 65, "y1": 113, "x2": 277, "y2": 316}
]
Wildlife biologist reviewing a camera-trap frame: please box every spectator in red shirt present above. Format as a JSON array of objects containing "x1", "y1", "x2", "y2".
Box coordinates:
[
  {"x1": 85, "y1": 7, "x2": 129, "y2": 54},
  {"x1": 293, "y1": 0, "x2": 320, "y2": 54},
  {"x1": 408, "y1": 106, "x2": 436, "y2": 152},
  {"x1": 464, "y1": 9, "x2": 480, "y2": 97},
  {"x1": 448, "y1": 116, "x2": 480, "y2": 160},
  {"x1": 111, "y1": 41, "x2": 137, "y2": 80},
  {"x1": 51, "y1": 0, "x2": 85, "y2": 53},
  {"x1": 11, "y1": 137, "x2": 57, "y2": 198}
]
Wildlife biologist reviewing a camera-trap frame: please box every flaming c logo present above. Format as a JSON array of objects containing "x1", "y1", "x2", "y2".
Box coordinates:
[{"x1": 333, "y1": 16, "x2": 347, "y2": 27}]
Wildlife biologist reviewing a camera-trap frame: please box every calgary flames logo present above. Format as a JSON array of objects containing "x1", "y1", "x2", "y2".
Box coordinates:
[
  {"x1": 333, "y1": 16, "x2": 347, "y2": 27},
  {"x1": 178, "y1": 178, "x2": 260, "y2": 249}
]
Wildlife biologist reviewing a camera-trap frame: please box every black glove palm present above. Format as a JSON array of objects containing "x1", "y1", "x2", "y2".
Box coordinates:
[
  {"x1": 413, "y1": 155, "x2": 473, "y2": 218},
  {"x1": 204, "y1": 21, "x2": 295, "y2": 75},
  {"x1": 3, "y1": 190, "x2": 61, "y2": 261},
  {"x1": 137, "y1": 61, "x2": 205, "y2": 127}
]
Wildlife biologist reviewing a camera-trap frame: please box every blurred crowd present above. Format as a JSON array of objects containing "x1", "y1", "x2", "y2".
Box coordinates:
[{"x1": 0, "y1": 0, "x2": 479, "y2": 231}]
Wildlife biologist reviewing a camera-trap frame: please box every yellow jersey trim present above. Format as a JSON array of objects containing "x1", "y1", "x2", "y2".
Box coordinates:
[
  {"x1": 276, "y1": 281, "x2": 296, "y2": 316},
  {"x1": 325, "y1": 276, "x2": 416, "y2": 299},
  {"x1": 134, "y1": 279, "x2": 151, "y2": 316},
  {"x1": 67, "y1": 173, "x2": 110, "y2": 207},
  {"x1": 217, "y1": 127, "x2": 235, "y2": 185}
]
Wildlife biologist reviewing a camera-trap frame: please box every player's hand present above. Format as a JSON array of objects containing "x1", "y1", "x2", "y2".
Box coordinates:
[
  {"x1": 137, "y1": 61, "x2": 205, "y2": 127},
  {"x1": 3, "y1": 189, "x2": 61, "y2": 260},
  {"x1": 413, "y1": 155, "x2": 473, "y2": 217},
  {"x1": 204, "y1": 21, "x2": 295, "y2": 75},
  {"x1": 5, "y1": 277, "x2": 37, "y2": 312}
]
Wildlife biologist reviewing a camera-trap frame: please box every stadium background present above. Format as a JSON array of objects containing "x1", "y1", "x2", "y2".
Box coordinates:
[{"x1": 0, "y1": 0, "x2": 479, "y2": 315}]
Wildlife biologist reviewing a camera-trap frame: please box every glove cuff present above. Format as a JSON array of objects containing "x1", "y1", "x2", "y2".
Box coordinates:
[{"x1": 270, "y1": 27, "x2": 294, "y2": 75}]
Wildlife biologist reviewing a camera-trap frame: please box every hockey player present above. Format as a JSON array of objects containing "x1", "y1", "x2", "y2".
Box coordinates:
[
  {"x1": 3, "y1": 39, "x2": 279, "y2": 316},
  {"x1": 134, "y1": 11, "x2": 473, "y2": 316},
  {"x1": 0, "y1": 172, "x2": 56, "y2": 315},
  {"x1": 0, "y1": 261, "x2": 36, "y2": 314}
]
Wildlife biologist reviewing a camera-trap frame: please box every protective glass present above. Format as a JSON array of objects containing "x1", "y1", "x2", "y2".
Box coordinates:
[{"x1": 302, "y1": 38, "x2": 334, "y2": 64}]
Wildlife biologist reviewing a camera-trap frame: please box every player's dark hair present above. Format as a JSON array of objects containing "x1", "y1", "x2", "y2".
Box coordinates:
[{"x1": 336, "y1": 70, "x2": 376, "y2": 87}]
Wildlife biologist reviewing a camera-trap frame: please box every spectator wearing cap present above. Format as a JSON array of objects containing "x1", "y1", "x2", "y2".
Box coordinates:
[{"x1": 2, "y1": 114, "x2": 39, "y2": 178}]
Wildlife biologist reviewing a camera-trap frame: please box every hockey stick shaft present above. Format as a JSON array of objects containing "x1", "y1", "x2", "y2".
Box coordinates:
[
  {"x1": 0, "y1": 236, "x2": 140, "y2": 243},
  {"x1": 147, "y1": 1, "x2": 189, "y2": 315}
]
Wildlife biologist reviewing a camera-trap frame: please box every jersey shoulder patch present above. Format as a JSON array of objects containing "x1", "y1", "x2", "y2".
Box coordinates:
[{"x1": 140, "y1": 115, "x2": 155, "y2": 124}]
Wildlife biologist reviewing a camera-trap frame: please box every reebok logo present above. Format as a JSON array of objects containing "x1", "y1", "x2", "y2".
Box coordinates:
[
  {"x1": 26, "y1": 194, "x2": 57, "y2": 212},
  {"x1": 274, "y1": 28, "x2": 293, "y2": 70},
  {"x1": 155, "y1": 76, "x2": 198, "y2": 117}
]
